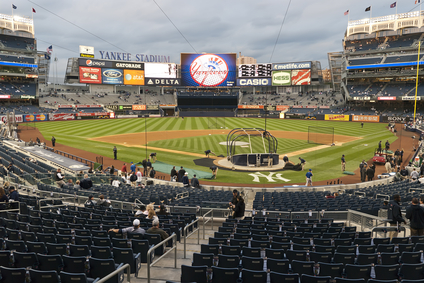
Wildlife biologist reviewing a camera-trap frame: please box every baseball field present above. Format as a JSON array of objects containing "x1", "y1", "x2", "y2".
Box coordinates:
[{"x1": 23, "y1": 117, "x2": 397, "y2": 185}]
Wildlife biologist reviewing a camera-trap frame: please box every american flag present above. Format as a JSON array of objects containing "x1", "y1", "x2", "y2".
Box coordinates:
[
  {"x1": 344, "y1": 10, "x2": 349, "y2": 16},
  {"x1": 390, "y1": 2, "x2": 397, "y2": 8},
  {"x1": 416, "y1": 0, "x2": 421, "y2": 4},
  {"x1": 46, "y1": 45, "x2": 53, "y2": 55},
  {"x1": 12, "y1": 4, "x2": 17, "y2": 9}
]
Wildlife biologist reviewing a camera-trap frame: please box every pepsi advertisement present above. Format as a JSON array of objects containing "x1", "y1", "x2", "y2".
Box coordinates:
[
  {"x1": 101, "y1": 68, "x2": 124, "y2": 84},
  {"x1": 180, "y1": 53, "x2": 236, "y2": 87}
]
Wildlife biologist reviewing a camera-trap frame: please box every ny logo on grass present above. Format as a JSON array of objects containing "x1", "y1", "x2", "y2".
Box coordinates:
[{"x1": 248, "y1": 172, "x2": 291, "y2": 183}]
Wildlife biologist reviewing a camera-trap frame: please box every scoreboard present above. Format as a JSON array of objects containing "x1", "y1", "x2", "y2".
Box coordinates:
[{"x1": 238, "y1": 64, "x2": 272, "y2": 78}]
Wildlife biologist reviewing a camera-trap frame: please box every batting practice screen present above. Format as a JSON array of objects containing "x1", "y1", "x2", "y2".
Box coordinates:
[{"x1": 308, "y1": 126, "x2": 334, "y2": 145}]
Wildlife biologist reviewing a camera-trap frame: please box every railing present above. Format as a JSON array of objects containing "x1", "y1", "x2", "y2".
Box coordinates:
[
  {"x1": 183, "y1": 219, "x2": 200, "y2": 259},
  {"x1": 376, "y1": 194, "x2": 390, "y2": 200},
  {"x1": 202, "y1": 209, "x2": 214, "y2": 239},
  {"x1": 347, "y1": 209, "x2": 388, "y2": 232},
  {"x1": 38, "y1": 196, "x2": 76, "y2": 210},
  {"x1": 146, "y1": 233, "x2": 177, "y2": 283},
  {"x1": 43, "y1": 144, "x2": 95, "y2": 168},
  {"x1": 95, "y1": 263, "x2": 130, "y2": 283}
]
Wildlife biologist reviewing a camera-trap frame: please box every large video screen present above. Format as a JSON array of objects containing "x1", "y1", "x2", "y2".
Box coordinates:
[
  {"x1": 181, "y1": 53, "x2": 236, "y2": 87},
  {"x1": 238, "y1": 64, "x2": 272, "y2": 78},
  {"x1": 145, "y1": 63, "x2": 177, "y2": 78}
]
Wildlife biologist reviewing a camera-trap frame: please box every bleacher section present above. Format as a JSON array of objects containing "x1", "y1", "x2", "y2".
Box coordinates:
[
  {"x1": 385, "y1": 54, "x2": 420, "y2": 64},
  {"x1": 0, "y1": 34, "x2": 35, "y2": 51},
  {"x1": 0, "y1": 54, "x2": 35, "y2": 64},
  {"x1": 0, "y1": 82, "x2": 36, "y2": 97},
  {"x1": 349, "y1": 57, "x2": 383, "y2": 66}
]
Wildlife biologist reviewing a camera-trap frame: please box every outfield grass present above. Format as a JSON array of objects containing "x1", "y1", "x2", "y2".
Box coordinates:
[{"x1": 25, "y1": 117, "x2": 396, "y2": 185}]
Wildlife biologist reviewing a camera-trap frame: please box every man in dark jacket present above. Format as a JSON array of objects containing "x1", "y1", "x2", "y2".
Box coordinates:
[
  {"x1": 178, "y1": 166, "x2": 186, "y2": 182},
  {"x1": 388, "y1": 194, "x2": 406, "y2": 240},
  {"x1": 366, "y1": 166, "x2": 375, "y2": 181},
  {"x1": 80, "y1": 174, "x2": 93, "y2": 190},
  {"x1": 406, "y1": 198, "x2": 424, "y2": 236},
  {"x1": 142, "y1": 159, "x2": 147, "y2": 176},
  {"x1": 361, "y1": 164, "x2": 367, "y2": 182},
  {"x1": 170, "y1": 166, "x2": 177, "y2": 181}
]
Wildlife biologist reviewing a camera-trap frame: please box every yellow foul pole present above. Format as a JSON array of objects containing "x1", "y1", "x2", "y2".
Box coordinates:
[{"x1": 414, "y1": 41, "x2": 421, "y2": 126}]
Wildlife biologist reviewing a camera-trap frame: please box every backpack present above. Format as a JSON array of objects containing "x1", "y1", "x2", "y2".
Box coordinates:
[{"x1": 130, "y1": 174, "x2": 137, "y2": 182}]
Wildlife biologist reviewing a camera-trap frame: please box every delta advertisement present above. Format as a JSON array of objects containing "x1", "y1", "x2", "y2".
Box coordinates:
[
  {"x1": 180, "y1": 53, "x2": 236, "y2": 87},
  {"x1": 325, "y1": 114, "x2": 350, "y2": 121},
  {"x1": 23, "y1": 114, "x2": 48, "y2": 122}
]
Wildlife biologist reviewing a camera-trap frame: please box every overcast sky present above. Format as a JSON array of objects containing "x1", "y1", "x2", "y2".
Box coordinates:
[{"x1": 1, "y1": 0, "x2": 421, "y2": 80}]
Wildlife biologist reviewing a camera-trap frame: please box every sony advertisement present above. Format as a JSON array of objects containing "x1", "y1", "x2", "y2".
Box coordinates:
[
  {"x1": 180, "y1": 53, "x2": 236, "y2": 87},
  {"x1": 144, "y1": 63, "x2": 177, "y2": 78}
]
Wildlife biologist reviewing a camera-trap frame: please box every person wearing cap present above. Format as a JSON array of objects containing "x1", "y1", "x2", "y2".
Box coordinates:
[
  {"x1": 305, "y1": 169, "x2": 313, "y2": 187},
  {"x1": 84, "y1": 195, "x2": 96, "y2": 207},
  {"x1": 182, "y1": 172, "x2": 189, "y2": 187},
  {"x1": 130, "y1": 162, "x2": 136, "y2": 173},
  {"x1": 147, "y1": 219, "x2": 169, "y2": 241},
  {"x1": 109, "y1": 219, "x2": 145, "y2": 235},
  {"x1": 190, "y1": 174, "x2": 200, "y2": 188},
  {"x1": 8, "y1": 186, "x2": 19, "y2": 202},
  {"x1": 299, "y1": 157, "x2": 306, "y2": 171},
  {"x1": 341, "y1": 155, "x2": 346, "y2": 172},
  {"x1": 135, "y1": 205, "x2": 147, "y2": 218}
]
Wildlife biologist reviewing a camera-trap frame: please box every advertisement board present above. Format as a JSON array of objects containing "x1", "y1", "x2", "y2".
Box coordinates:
[
  {"x1": 101, "y1": 68, "x2": 124, "y2": 84},
  {"x1": 402, "y1": 96, "x2": 421, "y2": 101},
  {"x1": 58, "y1": 105, "x2": 73, "y2": 108},
  {"x1": 237, "y1": 105, "x2": 264, "y2": 109},
  {"x1": 76, "y1": 105, "x2": 102, "y2": 108},
  {"x1": 272, "y1": 61, "x2": 312, "y2": 70},
  {"x1": 145, "y1": 63, "x2": 177, "y2": 78},
  {"x1": 23, "y1": 114, "x2": 47, "y2": 122},
  {"x1": 0, "y1": 95, "x2": 10, "y2": 99},
  {"x1": 49, "y1": 113, "x2": 75, "y2": 121},
  {"x1": 79, "y1": 67, "x2": 101, "y2": 84},
  {"x1": 237, "y1": 78, "x2": 272, "y2": 86},
  {"x1": 238, "y1": 64, "x2": 272, "y2": 77},
  {"x1": 276, "y1": 105, "x2": 290, "y2": 111},
  {"x1": 145, "y1": 78, "x2": 181, "y2": 86},
  {"x1": 272, "y1": 71, "x2": 291, "y2": 86},
  {"x1": 78, "y1": 59, "x2": 113, "y2": 68},
  {"x1": 377, "y1": 96, "x2": 396, "y2": 101},
  {"x1": 352, "y1": 115, "x2": 380, "y2": 122},
  {"x1": 284, "y1": 113, "x2": 306, "y2": 119},
  {"x1": 124, "y1": 70, "x2": 144, "y2": 85},
  {"x1": 291, "y1": 69, "x2": 311, "y2": 85},
  {"x1": 132, "y1": 105, "x2": 146, "y2": 111},
  {"x1": 79, "y1": 45, "x2": 95, "y2": 58},
  {"x1": 325, "y1": 114, "x2": 349, "y2": 121},
  {"x1": 0, "y1": 115, "x2": 23, "y2": 123},
  {"x1": 180, "y1": 53, "x2": 236, "y2": 87}
]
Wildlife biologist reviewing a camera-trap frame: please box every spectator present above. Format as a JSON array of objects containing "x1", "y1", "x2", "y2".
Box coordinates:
[
  {"x1": 98, "y1": 195, "x2": 111, "y2": 207},
  {"x1": 0, "y1": 187, "x2": 9, "y2": 203},
  {"x1": 147, "y1": 219, "x2": 169, "y2": 241},
  {"x1": 109, "y1": 219, "x2": 145, "y2": 236},
  {"x1": 146, "y1": 159, "x2": 152, "y2": 176},
  {"x1": 230, "y1": 189, "x2": 238, "y2": 207},
  {"x1": 55, "y1": 169, "x2": 65, "y2": 188},
  {"x1": 388, "y1": 194, "x2": 406, "y2": 240},
  {"x1": 129, "y1": 172, "x2": 137, "y2": 187},
  {"x1": 135, "y1": 205, "x2": 147, "y2": 218},
  {"x1": 146, "y1": 209, "x2": 158, "y2": 221},
  {"x1": 121, "y1": 163, "x2": 127, "y2": 174},
  {"x1": 130, "y1": 162, "x2": 136, "y2": 173},
  {"x1": 2, "y1": 181, "x2": 10, "y2": 194},
  {"x1": 178, "y1": 166, "x2": 186, "y2": 182},
  {"x1": 109, "y1": 165, "x2": 115, "y2": 175},
  {"x1": 145, "y1": 203, "x2": 153, "y2": 216},
  {"x1": 361, "y1": 165, "x2": 367, "y2": 182},
  {"x1": 8, "y1": 186, "x2": 19, "y2": 202},
  {"x1": 191, "y1": 174, "x2": 200, "y2": 188},
  {"x1": 182, "y1": 172, "x2": 189, "y2": 187},
  {"x1": 149, "y1": 167, "x2": 156, "y2": 178},
  {"x1": 411, "y1": 168, "x2": 419, "y2": 181},
  {"x1": 74, "y1": 180, "x2": 82, "y2": 190},
  {"x1": 231, "y1": 195, "x2": 245, "y2": 220},
  {"x1": 111, "y1": 178, "x2": 120, "y2": 187},
  {"x1": 80, "y1": 174, "x2": 93, "y2": 190},
  {"x1": 142, "y1": 159, "x2": 147, "y2": 176},
  {"x1": 400, "y1": 166, "x2": 409, "y2": 180},
  {"x1": 406, "y1": 197, "x2": 424, "y2": 236},
  {"x1": 170, "y1": 166, "x2": 177, "y2": 181},
  {"x1": 156, "y1": 204, "x2": 169, "y2": 216},
  {"x1": 136, "y1": 168, "x2": 142, "y2": 182},
  {"x1": 85, "y1": 195, "x2": 96, "y2": 207},
  {"x1": 366, "y1": 165, "x2": 375, "y2": 181}
]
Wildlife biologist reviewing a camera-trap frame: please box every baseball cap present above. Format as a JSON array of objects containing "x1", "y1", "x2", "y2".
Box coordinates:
[
  {"x1": 133, "y1": 219, "x2": 140, "y2": 226},
  {"x1": 309, "y1": 169, "x2": 312, "y2": 171},
  {"x1": 185, "y1": 172, "x2": 188, "y2": 175}
]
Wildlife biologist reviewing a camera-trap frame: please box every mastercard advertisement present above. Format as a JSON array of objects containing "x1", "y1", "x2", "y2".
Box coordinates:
[{"x1": 124, "y1": 70, "x2": 144, "y2": 85}]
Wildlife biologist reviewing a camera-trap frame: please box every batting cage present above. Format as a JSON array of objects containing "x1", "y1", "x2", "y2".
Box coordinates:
[
  {"x1": 308, "y1": 126, "x2": 335, "y2": 145},
  {"x1": 226, "y1": 128, "x2": 279, "y2": 166}
]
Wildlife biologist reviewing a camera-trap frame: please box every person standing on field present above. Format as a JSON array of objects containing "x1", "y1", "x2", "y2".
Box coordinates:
[
  {"x1": 341, "y1": 155, "x2": 346, "y2": 172},
  {"x1": 305, "y1": 169, "x2": 313, "y2": 187},
  {"x1": 113, "y1": 146, "x2": 117, "y2": 160}
]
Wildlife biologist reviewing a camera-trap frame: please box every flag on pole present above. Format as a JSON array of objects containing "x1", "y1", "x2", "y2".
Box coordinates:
[
  {"x1": 44, "y1": 54, "x2": 50, "y2": 60},
  {"x1": 416, "y1": 0, "x2": 421, "y2": 4},
  {"x1": 12, "y1": 4, "x2": 17, "y2": 9},
  {"x1": 344, "y1": 10, "x2": 349, "y2": 16},
  {"x1": 390, "y1": 2, "x2": 397, "y2": 8},
  {"x1": 46, "y1": 45, "x2": 53, "y2": 55},
  {"x1": 365, "y1": 6, "x2": 371, "y2": 11},
  {"x1": 32, "y1": 8, "x2": 36, "y2": 13}
]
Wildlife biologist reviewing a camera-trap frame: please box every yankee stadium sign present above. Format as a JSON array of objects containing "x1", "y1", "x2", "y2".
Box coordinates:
[{"x1": 99, "y1": 51, "x2": 170, "y2": 63}]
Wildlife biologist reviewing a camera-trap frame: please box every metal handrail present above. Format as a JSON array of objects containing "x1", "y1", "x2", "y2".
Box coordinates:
[
  {"x1": 183, "y1": 219, "x2": 200, "y2": 259},
  {"x1": 202, "y1": 209, "x2": 214, "y2": 239},
  {"x1": 38, "y1": 196, "x2": 77, "y2": 210},
  {"x1": 146, "y1": 233, "x2": 177, "y2": 283},
  {"x1": 375, "y1": 194, "x2": 390, "y2": 200},
  {"x1": 95, "y1": 263, "x2": 130, "y2": 283}
]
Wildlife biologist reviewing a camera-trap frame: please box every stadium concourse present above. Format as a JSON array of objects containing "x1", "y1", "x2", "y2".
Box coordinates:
[{"x1": 17, "y1": 122, "x2": 415, "y2": 187}]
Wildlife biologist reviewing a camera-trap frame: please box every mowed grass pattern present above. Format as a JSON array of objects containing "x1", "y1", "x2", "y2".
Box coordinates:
[{"x1": 27, "y1": 117, "x2": 396, "y2": 184}]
